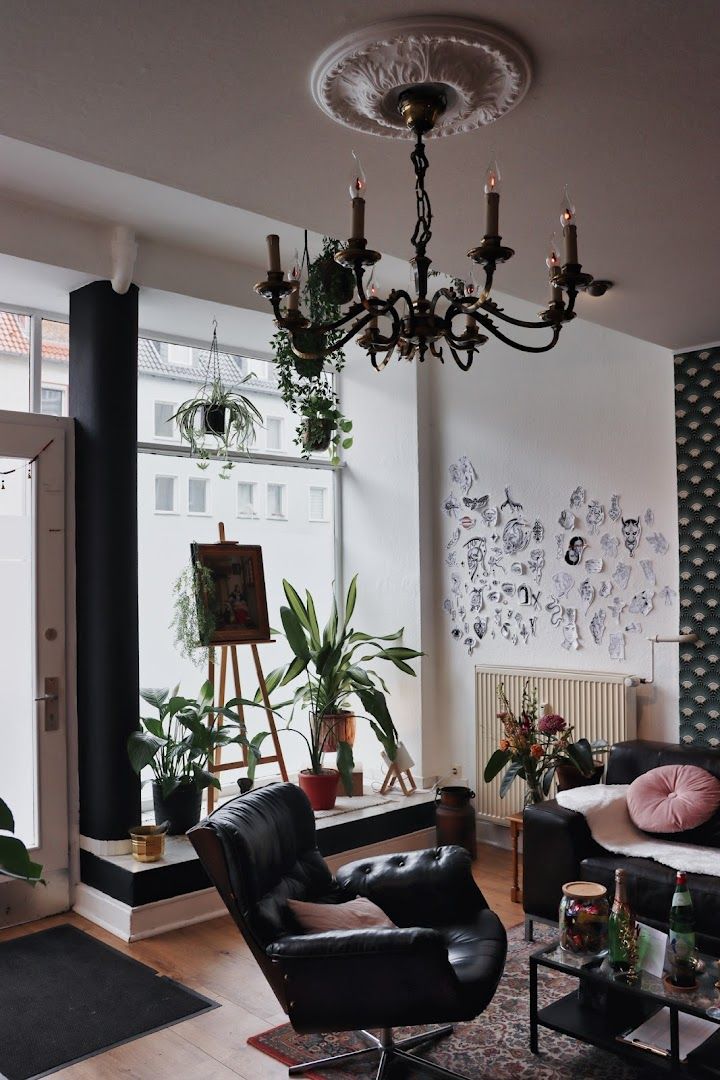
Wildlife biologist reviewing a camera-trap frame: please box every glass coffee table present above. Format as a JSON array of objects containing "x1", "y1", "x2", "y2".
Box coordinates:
[{"x1": 530, "y1": 940, "x2": 720, "y2": 1077}]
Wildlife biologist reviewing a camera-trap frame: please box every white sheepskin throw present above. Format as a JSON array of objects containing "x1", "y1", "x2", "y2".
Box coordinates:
[{"x1": 556, "y1": 784, "x2": 720, "y2": 877}]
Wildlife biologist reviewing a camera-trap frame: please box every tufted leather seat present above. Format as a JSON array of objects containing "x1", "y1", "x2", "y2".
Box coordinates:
[{"x1": 189, "y1": 782, "x2": 507, "y2": 1079}]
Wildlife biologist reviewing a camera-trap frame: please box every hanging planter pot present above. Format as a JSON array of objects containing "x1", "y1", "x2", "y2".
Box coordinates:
[
  {"x1": 292, "y1": 329, "x2": 326, "y2": 379},
  {"x1": 203, "y1": 402, "x2": 227, "y2": 436},
  {"x1": 314, "y1": 255, "x2": 354, "y2": 307},
  {"x1": 301, "y1": 417, "x2": 334, "y2": 453}
]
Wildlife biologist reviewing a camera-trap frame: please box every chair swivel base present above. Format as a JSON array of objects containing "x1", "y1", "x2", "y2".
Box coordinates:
[{"x1": 288, "y1": 1024, "x2": 472, "y2": 1080}]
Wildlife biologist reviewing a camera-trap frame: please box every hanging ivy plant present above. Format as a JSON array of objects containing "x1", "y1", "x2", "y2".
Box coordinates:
[
  {"x1": 271, "y1": 236, "x2": 353, "y2": 466},
  {"x1": 171, "y1": 322, "x2": 263, "y2": 478},
  {"x1": 170, "y1": 560, "x2": 217, "y2": 666}
]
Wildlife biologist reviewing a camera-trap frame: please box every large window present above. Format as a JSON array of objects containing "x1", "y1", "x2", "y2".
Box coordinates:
[{"x1": 137, "y1": 332, "x2": 337, "y2": 790}]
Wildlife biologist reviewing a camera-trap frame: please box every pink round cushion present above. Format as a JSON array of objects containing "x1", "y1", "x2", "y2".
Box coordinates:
[{"x1": 627, "y1": 764, "x2": 720, "y2": 834}]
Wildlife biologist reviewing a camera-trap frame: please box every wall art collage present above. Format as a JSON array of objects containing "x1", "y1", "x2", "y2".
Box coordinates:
[{"x1": 442, "y1": 455, "x2": 675, "y2": 660}]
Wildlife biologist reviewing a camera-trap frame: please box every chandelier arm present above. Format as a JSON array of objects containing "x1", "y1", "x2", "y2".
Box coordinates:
[
  {"x1": 448, "y1": 344, "x2": 476, "y2": 372},
  {"x1": 476, "y1": 301, "x2": 564, "y2": 332},
  {"x1": 474, "y1": 315, "x2": 563, "y2": 354}
]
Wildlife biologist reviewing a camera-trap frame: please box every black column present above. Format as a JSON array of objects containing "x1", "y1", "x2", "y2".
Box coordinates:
[{"x1": 70, "y1": 281, "x2": 140, "y2": 839}]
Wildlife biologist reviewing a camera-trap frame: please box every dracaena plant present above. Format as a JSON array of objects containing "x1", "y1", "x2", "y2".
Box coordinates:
[
  {"x1": 0, "y1": 797, "x2": 44, "y2": 885},
  {"x1": 127, "y1": 682, "x2": 263, "y2": 797},
  {"x1": 228, "y1": 576, "x2": 421, "y2": 795}
]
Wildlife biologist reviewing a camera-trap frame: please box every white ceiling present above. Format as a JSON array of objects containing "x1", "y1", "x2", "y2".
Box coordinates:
[{"x1": 0, "y1": 0, "x2": 718, "y2": 349}]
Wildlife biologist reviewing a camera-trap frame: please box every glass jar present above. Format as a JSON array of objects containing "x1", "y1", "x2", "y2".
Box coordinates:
[{"x1": 559, "y1": 881, "x2": 609, "y2": 956}]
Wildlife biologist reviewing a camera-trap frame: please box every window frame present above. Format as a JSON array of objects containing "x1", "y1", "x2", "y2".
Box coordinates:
[
  {"x1": 266, "y1": 481, "x2": 288, "y2": 521},
  {"x1": 265, "y1": 415, "x2": 285, "y2": 453},
  {"x1": 154, "y1": 474, "x2": 178, "y2": 515},
  {"x1": 308, "y1": 485, "x2": 329, "y2": 523},
  {"x1": 187, "y1": 475, "x2": 210, "y2": 516},
  {"x1": 153, "y1": 400, "x2": 178, "y2": 441},
  {"x1": 237, "y1": 480, "x2": 259, "y2": 519}
]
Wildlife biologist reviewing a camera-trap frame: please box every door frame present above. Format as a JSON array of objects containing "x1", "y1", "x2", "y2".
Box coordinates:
[{"x1": 0, "y1": 409, "x2": 76, "y2": 925}]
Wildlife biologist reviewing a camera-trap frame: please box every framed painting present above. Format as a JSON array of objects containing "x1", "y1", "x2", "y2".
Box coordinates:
[{"x1": 192, "y1": 542, "x2": 271, "y2": 645}]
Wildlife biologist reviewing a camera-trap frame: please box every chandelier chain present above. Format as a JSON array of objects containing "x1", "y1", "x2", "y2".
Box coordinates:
[{"x1": 410, "y1": 136, "x2": 432, "y2": 257}]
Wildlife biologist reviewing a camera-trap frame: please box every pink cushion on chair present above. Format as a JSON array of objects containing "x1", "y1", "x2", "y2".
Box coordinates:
[
  {"x1": 287, "y1": 896, "x2": 397, "y2": 933},
  {"x1": 627, "y1": 764, "x2": 720, "y2": 833}
]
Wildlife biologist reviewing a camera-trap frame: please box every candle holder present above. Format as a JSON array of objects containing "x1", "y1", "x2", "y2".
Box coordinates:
[
  {"x1": 254, "y1": 270, "x2": 294, "y2": 304},
  {"x1": 335, "y1": 239, "x2": 382, "y2": 269},
  {"x1": 467, "y1": 237, "x2": 515, "y2": 266}
]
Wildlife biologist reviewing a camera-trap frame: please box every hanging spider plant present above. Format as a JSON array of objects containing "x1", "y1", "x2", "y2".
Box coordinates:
[{"x1": 171, "y1": 322, "x2": 263, "y2": 477}]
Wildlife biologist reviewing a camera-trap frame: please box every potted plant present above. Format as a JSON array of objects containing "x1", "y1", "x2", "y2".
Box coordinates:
[
  {"x1": 170, "y1": 559, "x2": 217, "y2": 665},
  {"x1": 171, "y1": 323, "x2": 263, "y2": 477},
  {"x1": 230, "y1": 576, "x2": 421, "y2": 810},
  {"x1": 272, "y1": 236, "x2": 353, "y2": 464},
  {"x1": 483, "y1": 682, "x2": 604, "y2": 806},
  {"x1": 0, "y1": 797, "x2": 43, "y2": 884},
  {"x1": 127, "y1": 682, "x2": 263, "y2": 833}
]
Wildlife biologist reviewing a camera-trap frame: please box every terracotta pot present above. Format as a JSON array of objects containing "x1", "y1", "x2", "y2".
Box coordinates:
[
  {"x1": 319, "y1": 711, "x2": 356, "y2": 753},
  {"x1": 298, "y1": 768, "x2": 339, "y2": 811},
  {"x1": 556, "y1": 761, "x2": 605, "y2": 793}
]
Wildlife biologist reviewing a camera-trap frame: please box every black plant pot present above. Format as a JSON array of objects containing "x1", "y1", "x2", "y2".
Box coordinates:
[
  {"x1": 315, "y1": 255, "x2": 354, "y2": 306},
  {"x1": 203, "y1": 403, "x2": 227, "y2": 436},
  {"x1": 292, "y1": 330, "x2": 326, "y2": 379},
  {"x1": 237, "y1": 777, "x2": 254, "y2": 795},
  {"x1": 302, "y1": 418, "x2": 334, "y2": 453},
  {"x1": 152, "y1": 780, "x2": 203, "y2": 835}
]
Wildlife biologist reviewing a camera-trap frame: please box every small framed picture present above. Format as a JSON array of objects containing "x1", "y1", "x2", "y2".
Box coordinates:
[{"x1": 192, "y1": 542, "x2": 270, "y2": 645}]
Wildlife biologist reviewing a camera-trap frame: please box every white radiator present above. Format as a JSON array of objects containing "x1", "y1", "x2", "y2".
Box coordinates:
[{"x1": 475, "y1": 665, "x2": 638, "y2": 822}]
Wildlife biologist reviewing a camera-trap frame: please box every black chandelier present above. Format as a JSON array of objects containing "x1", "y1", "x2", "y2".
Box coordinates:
[{"x1": 255, "y1": 85, "x2": 611, "y2": 371}]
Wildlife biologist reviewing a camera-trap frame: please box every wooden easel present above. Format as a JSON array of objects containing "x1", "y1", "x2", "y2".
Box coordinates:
[{"x1": 206, "y1": 523, "x2": 288, "y2": 811}]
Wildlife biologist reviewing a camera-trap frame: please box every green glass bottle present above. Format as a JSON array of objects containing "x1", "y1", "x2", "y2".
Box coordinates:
[
  {"x1": 666, "y1": 870, "x2": 696, "y2": 987},
  {"x1": 608, "y1": 868, "x2": 637, "y2": 978}
]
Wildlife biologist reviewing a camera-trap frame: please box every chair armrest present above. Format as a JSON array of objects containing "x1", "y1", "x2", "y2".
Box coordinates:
[
  {"x1": 267, "y1": 926, "x2": 462, "y2": 1033},
  {"x1": 336, "y1": 845, "x2": 486, "y2": 926},
  {"x1": 523, "y1": 799, "x2": 598, "y2": 922},
  {"x1": 267, "y1": 926, "x2": 443, "y2": 960}
]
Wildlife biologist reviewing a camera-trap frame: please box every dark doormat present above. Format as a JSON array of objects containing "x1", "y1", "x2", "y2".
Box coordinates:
[{"x1": 0, "y1": 923, "x2": 217, "y2": 1080}]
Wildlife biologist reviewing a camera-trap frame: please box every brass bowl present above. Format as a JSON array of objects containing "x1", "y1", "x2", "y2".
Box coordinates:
[{"x1": 129, "y1": 824, "x2": 167, "y2": 863}]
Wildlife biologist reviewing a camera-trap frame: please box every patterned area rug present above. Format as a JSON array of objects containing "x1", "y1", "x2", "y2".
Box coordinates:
[{"x1": 248, "y1": 924, "x2": 663, "y2": 1079}]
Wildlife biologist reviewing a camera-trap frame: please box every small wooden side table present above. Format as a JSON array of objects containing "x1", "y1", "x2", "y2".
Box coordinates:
[{"x1": 508, "y1": 811, "x2": 523, "y2": 904}]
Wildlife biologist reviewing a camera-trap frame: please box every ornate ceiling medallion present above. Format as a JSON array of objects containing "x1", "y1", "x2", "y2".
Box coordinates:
[{"x1": 310, "y1": 16, "x2": 532, "y2": 139}]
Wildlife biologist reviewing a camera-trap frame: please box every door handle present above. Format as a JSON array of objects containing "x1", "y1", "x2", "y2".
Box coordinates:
[{"x1": 36, "y1": 678, "x2": 60, "y2": 731}]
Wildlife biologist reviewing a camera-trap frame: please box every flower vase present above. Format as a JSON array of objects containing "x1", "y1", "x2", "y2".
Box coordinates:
[{"x1": 524, "y1": 783, "x2": 544, "y2": 808}]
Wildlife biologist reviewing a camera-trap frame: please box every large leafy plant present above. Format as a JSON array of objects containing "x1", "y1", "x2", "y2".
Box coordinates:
[
  {"x1": 240, "y1": 576, "x2": 421, "y2": 794},
  {"x1": 127, "y1": 682, "x2": 263, "y2": 796},
  {"x1": 0, "y1": 797, "x2": 43, "y2": 884}
]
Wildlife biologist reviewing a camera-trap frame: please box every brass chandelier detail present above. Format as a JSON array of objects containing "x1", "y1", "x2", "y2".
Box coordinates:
[{"x1": 255, "y1": 85, "x2": 611, "y2": 371}]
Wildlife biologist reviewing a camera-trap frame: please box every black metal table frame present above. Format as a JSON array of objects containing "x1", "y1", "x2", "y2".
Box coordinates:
[{"x1": 529, "y1": 940, "x2": 720, "y2": 1078}]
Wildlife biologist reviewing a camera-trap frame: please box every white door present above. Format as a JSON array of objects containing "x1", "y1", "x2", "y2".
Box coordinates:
[{"x1": 0, "y1": 411, "x2": 72, "y2": 925}]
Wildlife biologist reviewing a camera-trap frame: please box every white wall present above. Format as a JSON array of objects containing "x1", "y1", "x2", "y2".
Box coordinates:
[{"x1": 415, "y1": 301, "x2": 680, "y2": 790}]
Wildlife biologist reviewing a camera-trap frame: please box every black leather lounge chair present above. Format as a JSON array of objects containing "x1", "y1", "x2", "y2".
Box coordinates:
[{"x1": 188, "y1": 782, "x2": 507, "y2": 1080}]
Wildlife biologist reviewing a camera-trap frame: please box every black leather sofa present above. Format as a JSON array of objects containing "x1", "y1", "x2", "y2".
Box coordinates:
[{"x1": 523, "y1": 740, "x2": 720, "y2": 953}]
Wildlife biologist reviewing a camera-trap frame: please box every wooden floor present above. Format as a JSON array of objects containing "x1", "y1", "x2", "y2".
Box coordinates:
[{"x1": 0, "y1": 843, "x2": 520, "y2": 1079}]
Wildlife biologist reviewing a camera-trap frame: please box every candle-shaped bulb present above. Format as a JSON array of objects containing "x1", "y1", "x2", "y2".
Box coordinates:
[
  {"x1": 287, "y1": 249, "x2": 302, "y2": 312},
  {"x1": 348, "y1": 151, "x2": 367, "y2": 200},
  {"x1": 349, "y1": 151, "x2": 367, "y2": 240},
  {"x1": 484, "y1": 157, "x2": 501, "y2": 195},
  {"x1": 266, "y1": 233, "x2": 281, "y2": 274},
  {"x1": 546, "y1": 233, "x2": 560, "y2": 272},
  {"x1": 484, "y1": 157, "x2": 501, "y2": 236},
  {"x1": 559, "y1": 186, "x2": 576, "y2": 228}
]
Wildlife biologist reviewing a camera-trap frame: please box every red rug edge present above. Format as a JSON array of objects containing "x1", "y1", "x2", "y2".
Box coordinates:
[{"x1": 248, "y1": 1026, "x2": 327, "y2": 1080}]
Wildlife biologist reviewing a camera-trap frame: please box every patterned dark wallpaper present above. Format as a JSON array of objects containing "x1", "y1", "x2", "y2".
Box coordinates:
[{"x1": 674, "y1": 345, "x2": 720, "y2": 747}]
